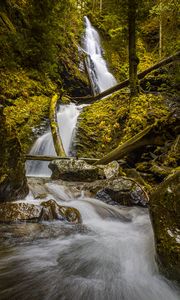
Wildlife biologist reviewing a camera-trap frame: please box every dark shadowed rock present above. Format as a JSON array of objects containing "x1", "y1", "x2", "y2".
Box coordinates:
[
  {"x1": 96, "y1": 178, "x2": 148, "y2": 207},
  {"x1": 149, "y1": 170, "x2": 180, "y2": 283}
]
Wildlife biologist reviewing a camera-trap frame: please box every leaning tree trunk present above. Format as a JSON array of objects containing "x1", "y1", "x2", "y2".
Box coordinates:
[
  {"x1": 49, "y1": 94, "x2": 66, "y2": 157},
  {"x1": 128, "y1": 0, "x2": 139, "y2": 96}
]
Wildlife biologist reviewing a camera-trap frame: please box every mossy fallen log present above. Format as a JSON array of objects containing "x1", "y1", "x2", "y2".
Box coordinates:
[
  {"x1": 93, "y1": 120, "x2": 168, "y2": 166},
  {"x1": 49, "y1": 94, "x2": 66, "y2": 157},
  {"x1": 74, "y1": 51, "x2": 180, "y2": 103}
]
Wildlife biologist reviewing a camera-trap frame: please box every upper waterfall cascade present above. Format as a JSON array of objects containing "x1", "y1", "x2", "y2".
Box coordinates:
[{"x1": 83, "y1": 16, "x2": 117, "y2": 94}]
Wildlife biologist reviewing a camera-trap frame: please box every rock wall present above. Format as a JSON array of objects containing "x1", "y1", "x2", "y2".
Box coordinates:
[
  {"x1": 0, "y1": 106, "x2": 29, "y2": 202},
  {"x1": 149, "y1": 170, "x2": 180, "y2": 283}
]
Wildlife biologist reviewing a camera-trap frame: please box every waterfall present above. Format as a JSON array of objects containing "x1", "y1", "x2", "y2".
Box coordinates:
[
  {"x1": 26, "y1": 104, "x2": 83, "y2": 177},
  {"x1": 83, "y1": 16, "x2": 117, "y2": 94}
]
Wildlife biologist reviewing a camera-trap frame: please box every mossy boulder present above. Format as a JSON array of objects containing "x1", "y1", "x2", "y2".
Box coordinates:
[
  {"x1": 0, "y1": 199, "x2": 81, "y2": 224},
  {"x1": 0, "y1": 202, "x2": 42, "y2": 223},
  {"x1": 49, "y1": 159, "x2": 100, "y2": 182},
  {"x1": 149, "y1": 170, "x2": 180, "y2": 283},
  {"x1": 40, "y1": 199, "x2": 81, "y2": 224}
]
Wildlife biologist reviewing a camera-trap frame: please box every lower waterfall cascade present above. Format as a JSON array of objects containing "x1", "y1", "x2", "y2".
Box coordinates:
[
  {"x1": 0, "y1": 183, "x2": 179, "y2": 300},
  {"x1": 26, "y1": 103, "x2": 84, "y2": 177}
]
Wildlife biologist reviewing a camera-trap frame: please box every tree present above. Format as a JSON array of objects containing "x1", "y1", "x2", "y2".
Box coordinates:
[{"x1": 128, "y1": 0, "x2": 139, "y2": 96}]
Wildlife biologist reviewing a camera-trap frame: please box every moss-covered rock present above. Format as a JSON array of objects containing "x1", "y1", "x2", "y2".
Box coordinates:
[
  {"x1": 76, "y1": 91, "x2": 169, "y2": 159},
  {"x1": 0, "y1": 202, "x2": 42, "y2": 223},
  {"x1": 49, "y1": 159, "x2": 100, "y2": 182},
  {"x1": 0, "y1": 106, "x2": 29, "y2": 202},
  {"x1": 0, "y1": 199, "x2": 81, "y2": 224},
  {"x1": 149, "y1": 170, "x2": 180, "y2": 283},
  {"x1": 40, "y1": 199, "x2": 82, "y2": 224}
]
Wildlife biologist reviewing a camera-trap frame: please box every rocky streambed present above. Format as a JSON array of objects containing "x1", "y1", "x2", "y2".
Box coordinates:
[{"x1": 0, "y1": 159, "x2": 179, "y2": 287}]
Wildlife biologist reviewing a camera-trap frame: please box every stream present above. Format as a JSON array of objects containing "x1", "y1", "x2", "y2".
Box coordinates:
[
  {"x1": 0, "y1": 188, "x2": 179, "y2": 300},
  {"x1": 0, "y1": 17, "x2": 179, "y2": 300}
]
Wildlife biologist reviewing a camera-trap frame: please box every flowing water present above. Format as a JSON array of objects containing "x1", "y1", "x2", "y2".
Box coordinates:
[
  {"x1": 0, "y1": 183, "x2": 179, "y2": 300},
  {"x1": 83, "y1": 16, "x2": 117, "y2": 94},
  {"x1": 26, "y1": 104, "x2": 83, "y2": 177}
]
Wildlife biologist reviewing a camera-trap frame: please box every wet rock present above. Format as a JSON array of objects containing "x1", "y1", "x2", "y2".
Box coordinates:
[
  {"x1": 0, "y1": 200, "x2": 82, "y2": 224},
  {"x1": 0, "y1": 222, "x2": 88, "y2": 242},
  {"x1": 0, "y1": 202, "x2": 42, "y2": 223},
  {"x1": 149, "y1": 170, "x2": 180, "y2": 283},
  {"x1": 49, "y1": 159, "x2": 99, "y2": 181},
  {"x1": 40, "y1": 199, "x2": 82, "y2": 224},
  {"x1": 28, "y1": 177, "x2": 48, "y2": 199},
  {"x1": 96, "y1": 178, "x2": 148, "y2": 207},
  {"x1": 96, "y1": 189, "x2": 117, "y2": 206}
]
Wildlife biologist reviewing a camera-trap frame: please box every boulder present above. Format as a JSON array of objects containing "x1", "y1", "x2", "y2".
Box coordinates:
[
  {"x1": 49, "y1": 159, "x2": 99, "y2": 181},
  {"x1": 96, "y1": 178, "x2": 148, "y2": 207},
  {"x1": 40, "y1": 199, "x2": 81, "y2": 223},
  {"x1": 0, "y1": 200, "x2": 81, "y2": 224},
  {"x1": 0, "y1": 202, "x2": 42, "y2": 223},
  {"x1": 149, "y1": 170, "x2": 180, "y2": 283},
  {"x1": 98, "y1": 161, "x2": 124, "y2": 179}
]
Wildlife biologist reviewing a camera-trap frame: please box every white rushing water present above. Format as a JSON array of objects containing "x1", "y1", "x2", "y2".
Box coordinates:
[
  {"x1": 26, "y1": 104, "x2": 83, "y2": 177},
  {"x1": 0, "y1": 183, "x2": 179, "y2": 300},
  {"x1": 83, "y1": 16, "x2": 117, "y2": 94}
]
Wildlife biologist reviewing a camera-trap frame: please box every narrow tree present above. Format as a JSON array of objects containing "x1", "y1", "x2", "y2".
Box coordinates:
[
  {"x1": 128, "y1": 0, "x2": 139, "y2": 96},
  {"x1": 159, "y1": 0, "x2": 162, "y2": 58}
]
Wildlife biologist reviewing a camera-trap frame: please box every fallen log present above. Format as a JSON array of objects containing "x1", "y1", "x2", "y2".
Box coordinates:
[
  {"x1": 26, "y1": 155, "x2": 99, "y2": 164},
  {"x1": 49, "y1": 94, "x2": 66, "y2": 157},
  {"x1": 74, "y1": 51, "x2": 180, "y2": 104},
  {"x1": 93, "y1": 121, "x2": 166, "y2": 166}
]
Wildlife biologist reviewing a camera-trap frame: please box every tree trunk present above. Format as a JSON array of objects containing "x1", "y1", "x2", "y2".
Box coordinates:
[
  {"x1": 49, "y1": 94, "x2": 66, "y2": 157},
  {"x1": 93, "y1": 122, "x2": 166, "y2": 166},
  {"x1": 100, "y1": 0, "x2": 102, "y2": 12},
  {"x1": 159, "y1": 0, "x2": 162, "y2": 59},
  {"x1": 74, "y1": 51, "x2": 180, "y2": 103},
  {"x1": 128, "y1": 0, "x2": 139, "y2": 96}
]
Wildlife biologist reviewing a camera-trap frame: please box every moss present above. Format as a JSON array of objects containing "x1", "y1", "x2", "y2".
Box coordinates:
[
  {"x1": 77, "y1": 92, "x2": 169, "y2": 159},
  {"x1": 76, "y1": 92, "x2": 129, "y2": 158},
  {"x1": 149, "y1": 171, "x2": 180, "y2": 282},
  {"x1": 0, "y1": 108, "x2": 29, "y2": 202},
  {"x1": 0, "y1": 69, "x2": 57, "y2": 153}
]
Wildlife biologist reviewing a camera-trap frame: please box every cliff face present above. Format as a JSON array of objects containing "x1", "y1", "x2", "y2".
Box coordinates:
[{"x1": 0, "y1": 106, "x2": 29, "y2": 202}]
